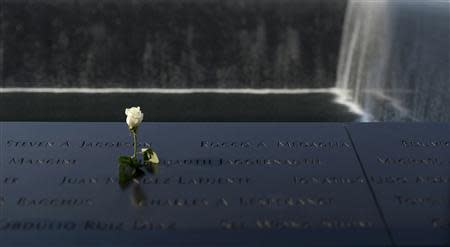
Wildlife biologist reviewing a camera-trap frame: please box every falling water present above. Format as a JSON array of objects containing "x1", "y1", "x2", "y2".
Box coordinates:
[{"x1": 337, "y1": 0, "x2": 450, "y2": 122}]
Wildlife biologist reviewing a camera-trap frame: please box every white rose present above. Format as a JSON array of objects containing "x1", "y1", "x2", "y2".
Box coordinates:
[{"x1": 125, "y1": 106, "x2": 144, "y2": 130}]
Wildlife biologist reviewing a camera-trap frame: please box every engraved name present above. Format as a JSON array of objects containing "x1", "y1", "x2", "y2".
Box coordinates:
[
  {"x1": 143, "y1": 176, "x2": 251, "y2": 185},
  {"x1": 320, "y1": 218, "x2": 374, "y2": 229},
  {"x1": 16, "y1": 197, "x2": 93, "y2": 207},
  {"x1": 6, "y1": 140, "x2": 58, "y2": 148},
  {"x1": 138, "y1": 198, "x2": 210, "y2": 207},
  {"x1": 240, "y1": 196, "x2": 334, "y2": 207},
  {"x1": 59, "y1": 176, "x2": 99, "y2": 185},
  {"x1": 402, "y1": 139, "x2": 449, "y2": 148},
  {"x1": 293, "y1": 176, "x2": 365, "y2": 184},
  {"x1": 277, "y1": 141, "x2": 351, "y2": 149},
  {"x1": 159, "y1": 158, "x2": 322, "y2": 167},
  {"x1": 255, "y1": 219, "x2": 312, "y2": 230},
  {"x1": 0, "y1": 219, "x2": 176, "y2": 231},
  {"x1": 201, "y1": 141, "x2": 267, "y2": 149},
  {"x1": 370, "y1": 176, "x2": 409, "y2": 184},
  {"x1": 220, "y1": 158, "x2": 321, "y2": 166},
  {"x1": 377, "y1": 157, "x2": 445, "y2": 166},
  {"x1": 371, "y1": 176, "x2": 450, "y2": 184},
  {"x1": 8, "y1": 158, "x2": 76, "y2": 166},
  {"x1": 5, "y1": 140, "x2": 151, "y2": 149},
  {"x1": 132, "y1": 220, "x2": 177, "y2": 231},
  {"x1": 415, "y1": 176, "x2": 450, "y2": 184},
  {"x1": 58, "y1": 176, "x2": 251, "y2": 185},
  {"x1": 221, "y1": 218, "x2": 374, "y2": 230},
  {"x1": 0, "y1": 219, "x2": 77, "y2": 231},
  {"x1": 200, "y1": 140, "x2": 351, "y2": 149},
  {"x1": 394, "y1": 195, "x2": 448, "y2": 207},
  {"x1": 79, "y1": 141, "x2": 150, "y2": 149}
]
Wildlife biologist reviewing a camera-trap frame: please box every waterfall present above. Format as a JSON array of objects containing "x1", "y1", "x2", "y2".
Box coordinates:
[{"x1": 336, "y1": 0, "x2": 450, "y2": 122}]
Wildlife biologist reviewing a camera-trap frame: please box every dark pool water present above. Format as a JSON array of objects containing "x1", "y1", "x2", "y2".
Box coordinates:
[{"x1": 1, "y1": 93, "x2": 360, "y2": 122}]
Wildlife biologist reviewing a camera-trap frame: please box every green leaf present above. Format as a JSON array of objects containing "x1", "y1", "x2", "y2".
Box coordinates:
[
  {"x1": 118, "y1": 158, "x2": 145, "y2": 188},
  {"x1": 118, "y1": 156, "x2": 132, "y2": 166},
  {"x1": 129, "y1": 157, "x2": 140, "y2": 169}
]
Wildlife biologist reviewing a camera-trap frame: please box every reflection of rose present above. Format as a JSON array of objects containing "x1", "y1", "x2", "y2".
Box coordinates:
[{"x1": 125, "y1": 107, "x2": 144, "y2": 130}]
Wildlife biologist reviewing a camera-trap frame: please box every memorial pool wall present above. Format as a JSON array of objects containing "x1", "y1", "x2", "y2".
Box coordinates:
[
  {"x1": 1, "y1": 0, "x2": 346, "y2": 88},
  {"x1": 1, "y1": 0, "x2": 449, "y2": 122}
]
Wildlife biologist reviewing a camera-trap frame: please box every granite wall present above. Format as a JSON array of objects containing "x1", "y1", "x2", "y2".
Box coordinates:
[{"x1": 1, "y1": 0, "x2": 347, "y2": 88}]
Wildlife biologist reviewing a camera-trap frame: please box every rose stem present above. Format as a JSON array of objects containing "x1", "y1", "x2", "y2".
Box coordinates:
[{"x1": 132, "y1": 130, "x2": 137, "y2": 158}]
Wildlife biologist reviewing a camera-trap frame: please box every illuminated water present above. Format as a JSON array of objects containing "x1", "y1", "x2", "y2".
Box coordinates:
[{"x1": 336, "y1": 0, "x2": 450, "y2": 122}]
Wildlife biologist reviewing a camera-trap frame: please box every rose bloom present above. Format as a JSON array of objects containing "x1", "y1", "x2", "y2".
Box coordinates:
[{"x1": 125, "y1": 107, "x2": 144, "y2": 130}]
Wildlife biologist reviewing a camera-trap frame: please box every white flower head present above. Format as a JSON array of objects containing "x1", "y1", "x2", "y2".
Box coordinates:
[{"x1": 125, "y1": 106, "x2": 144, "y2": 130}]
